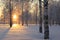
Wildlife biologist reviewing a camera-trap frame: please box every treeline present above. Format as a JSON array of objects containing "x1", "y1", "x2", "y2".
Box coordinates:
[{"x1": 48, "y1": 0, "x2": 60, "y2": 25}]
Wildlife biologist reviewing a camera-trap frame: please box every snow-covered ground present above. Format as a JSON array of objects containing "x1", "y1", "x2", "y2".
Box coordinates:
[
  {"x1": 49, "y1": 25, "x2": 60, "y2": 40},
  {"x1": 0, "y1": 24, "x2": 60, "y2": 40}
]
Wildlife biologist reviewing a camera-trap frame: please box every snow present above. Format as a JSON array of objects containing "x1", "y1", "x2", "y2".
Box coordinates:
[
  {"x1": 0, "y1": 24, "x2": 60, "y2": 40},
  {"x1": 49, "y1": 25, "x2": 60, "y2": 40}
]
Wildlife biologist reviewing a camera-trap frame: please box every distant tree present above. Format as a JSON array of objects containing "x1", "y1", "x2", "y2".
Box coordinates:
[{"x1": 49, "y1": 0, "x2": 60, "y2": 25}]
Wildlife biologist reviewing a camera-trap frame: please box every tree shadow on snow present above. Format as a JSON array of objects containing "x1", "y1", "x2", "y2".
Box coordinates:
[{"x1": 0, "y1": 28, "x2": 10, "y2": 40}]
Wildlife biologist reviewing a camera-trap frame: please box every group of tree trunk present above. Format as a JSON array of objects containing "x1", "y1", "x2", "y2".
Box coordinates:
[{"x1": 39, "y1": 0, "x2": 49, "y2": 39}]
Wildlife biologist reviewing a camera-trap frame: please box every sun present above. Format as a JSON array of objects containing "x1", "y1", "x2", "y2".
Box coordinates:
[
  {"x1": 13, "y1": 15, "x2": 17, "y2": 19},
  {"x1": 12, "y1": 14, "x2": 18, "y2": 22}
]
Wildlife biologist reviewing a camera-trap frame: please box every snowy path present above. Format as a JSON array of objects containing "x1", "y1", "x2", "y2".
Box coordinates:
[
  {"x1": 0, "y1": 24, "x2": 44, "y2": 40},
  {"x1": 0, "y1": 24, "x2": 60, "y2": 40}
]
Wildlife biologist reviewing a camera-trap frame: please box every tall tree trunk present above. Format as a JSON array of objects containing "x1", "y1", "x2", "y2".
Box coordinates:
[
  {"x1": 22, "y1": 0, "x2": 24, "y2": 26},
  {"x1": 44, "y1": 0, "x2": 49, "y2": 39},
  {"x1": 39, "y1": 0, "x2": 42, "y2": 33},
  {"x1": 9, "y1": 0, "x2": 12, "y2": 27}
]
